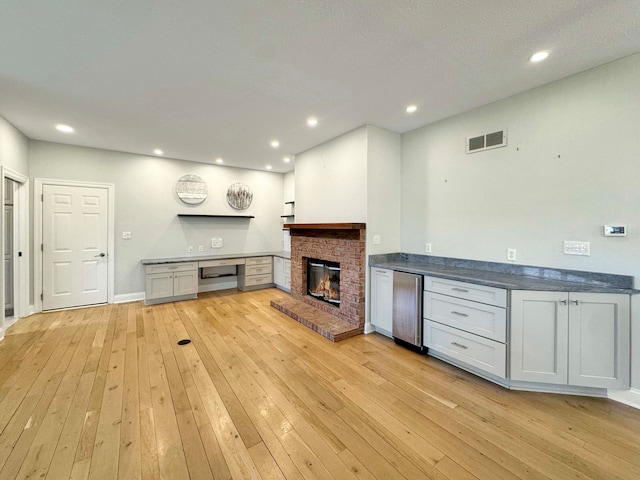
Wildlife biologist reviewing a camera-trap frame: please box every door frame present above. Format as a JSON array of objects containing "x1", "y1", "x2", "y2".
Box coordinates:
[
  {"x1": 1, "y1": 166, "x2": 29, "y2": 337},
  {"x1": 34, "y1": 178, "x2": 115, "y2": 312}
]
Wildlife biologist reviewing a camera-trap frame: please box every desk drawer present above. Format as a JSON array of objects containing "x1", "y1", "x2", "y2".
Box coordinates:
[
  {"x1": 424, "y1": 276, "x2": 507, "y2": 308},
  {"x1": 246, "y1": 264, "x2": 273, "y2": 276},
  {"x1": 243, "y1": 273, "x2": 273, "y2": 287},
  {"x1": 145, "y1": 262, "x2": 198, "y2": 275},
  {"x1": 425, "y1": 320, "x2": 506, "y2": 378},
  {"x1": 246, "y1": 256, "x2": 272, "y2": 266},
  {"x1": 199, "y1": 258, "x2": 245, "y2": 268},
  {"x1": 424, "y1": 292, "x2": 506, "y2": 343}
]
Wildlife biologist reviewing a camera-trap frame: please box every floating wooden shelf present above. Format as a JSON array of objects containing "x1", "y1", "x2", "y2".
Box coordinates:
[
  {"x1": 280, "y1": 215, "x2": 295, "y2": 218},
  {"x1": 285, "y1": 201, "x2": 295, "y2": 204},
  {"x1": 177, "y1": 214, "x2": 255, "y2": 218}
]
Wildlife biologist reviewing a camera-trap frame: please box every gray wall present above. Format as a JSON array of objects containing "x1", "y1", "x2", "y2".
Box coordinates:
[
  {"x1": 29, "y1": 141, "x2": 285, "y2": 297},
  {"x1": 401, "y1": 53, "x2": 640, "y2": 388},
  {"x1": 0, "y1": 116, "x2": 29, "y2": 175}
]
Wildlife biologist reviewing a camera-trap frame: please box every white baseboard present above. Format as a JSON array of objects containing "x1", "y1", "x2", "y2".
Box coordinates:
[
  {"x1": 608, "y1": 388, "x2": 640, "y2": 410},
  {"x1": 114, "y1": 292, "x2": 145, "y2": 304},
  {"x1": 364, "y1": 322, "x2": 375, "y2": 334}
]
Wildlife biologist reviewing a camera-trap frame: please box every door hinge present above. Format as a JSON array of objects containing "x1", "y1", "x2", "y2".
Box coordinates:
[
  {"x1": 41, "y1": 243, "x2": 43, "y2": 251},
  {"x1": 40, "y1": 293, "x2": 43, "y2": 301},
  {"x1": 18, "y1": 251, "x2": 22, "y2": 257},
  {"x1": 41, "y1": 193, "x2": 43, "y2": 201}
]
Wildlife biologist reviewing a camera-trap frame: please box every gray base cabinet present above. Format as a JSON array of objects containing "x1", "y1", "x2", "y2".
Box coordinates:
[
  {"x1": 510, "y1": 291, "x2": 630, "y2": 390},
  {"x1": 145, "y1": 262, "x2": 199, "y2": 305},
  {"x1": 370, "y1": 267, "x2": 393, "y2": 336}
]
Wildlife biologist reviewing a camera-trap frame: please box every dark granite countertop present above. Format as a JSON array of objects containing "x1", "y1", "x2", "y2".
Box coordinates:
[
  {"x1": 369, "y1": 253, "x2": 638, "y2": 295},
  {"x1": 142, "y1": 251, "x2": 290, "y2": 266}
]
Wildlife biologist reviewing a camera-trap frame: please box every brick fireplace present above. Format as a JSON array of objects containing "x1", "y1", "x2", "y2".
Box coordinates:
[{"x1": 271, "y1": 223, "x2": 366, "y2": 341}]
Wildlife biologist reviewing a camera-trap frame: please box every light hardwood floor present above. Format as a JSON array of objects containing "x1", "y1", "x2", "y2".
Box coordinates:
[{"x1": 0, "y1": 288, "x2": 639, "y2": 479}]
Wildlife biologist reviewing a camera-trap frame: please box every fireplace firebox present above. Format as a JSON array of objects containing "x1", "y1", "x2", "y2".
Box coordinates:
[{"x1": 306, "y1": 258, "x2": 340, "y2": 306}]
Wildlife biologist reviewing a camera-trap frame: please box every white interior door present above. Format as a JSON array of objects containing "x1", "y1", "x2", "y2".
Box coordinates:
[{"x1": 42, "y1": 184, "x2": 109, "y2": 310}]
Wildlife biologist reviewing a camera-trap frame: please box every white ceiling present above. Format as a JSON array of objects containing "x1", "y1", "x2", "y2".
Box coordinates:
[{"x1": 1, "y1": 1, "x2": 639, "y2": 173}]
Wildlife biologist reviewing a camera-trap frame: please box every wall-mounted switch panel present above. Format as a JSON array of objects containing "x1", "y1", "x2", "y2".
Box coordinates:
[
  {"x1": 188, "y1": 246, "x2": 194, "y2": 253},
  {"x1": 604, "y1": 225, "x2": 626, "y2": 236},
  {"x1": 563, "y1": 240, "x2": 590, "y2": 256},
  {"x1": 122, "y1": 232, "x2": 132, "y2": 239},
  {"x1": 373, "y1": 235, "x2": 381, "y2": 245},
  {"x1": 198, "y1": 245, "x2": 204, "y2": 252},
  {"x1": 211, "y1": 238, "x2": 223, "y2": 248}
]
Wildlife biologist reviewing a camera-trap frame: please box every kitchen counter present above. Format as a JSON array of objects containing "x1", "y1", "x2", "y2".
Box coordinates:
[
  {"x1": 369, "y1": 253, "x2": 638, "y2": 295},
  {"x1": 141, "y1": 251, "x2": 290, "y2": 266}
]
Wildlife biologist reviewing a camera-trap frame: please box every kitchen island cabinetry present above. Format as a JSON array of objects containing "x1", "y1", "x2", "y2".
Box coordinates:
[
  {"x1": 510, "y1": 291, "x2": 630, "y2": 390},
  {"x1": 370, "y1": 267, "x2": 393, "y2": 336}
]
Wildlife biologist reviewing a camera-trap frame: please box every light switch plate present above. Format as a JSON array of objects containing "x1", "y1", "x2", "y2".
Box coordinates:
[
  {"x1": 122, "y1": 232, "x2": 132, "y2": 239},
  {"x1": 563, "y1": 240, "x2": 590, "y2": 256},
  {"x1": 373, "y1": 235, "x2": 381, "y2": 245}
]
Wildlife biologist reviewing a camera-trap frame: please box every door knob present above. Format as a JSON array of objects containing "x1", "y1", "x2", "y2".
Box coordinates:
[{"x1": 95, "y1": 252, "x2": 106, "y2": 257}]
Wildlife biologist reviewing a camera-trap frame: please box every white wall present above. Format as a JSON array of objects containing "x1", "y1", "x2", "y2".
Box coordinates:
[
  {"x1": 366, "y1": 124, "x2": 402, "y2": 255},
  {"x1": 29, "y1": 141, "x2": 285, "y2": 297},
  {"x1": 0, "y1": 116, "x2": 29, "y2": 175},
  {"x1": 294, "y1": 126, "x2": 367, "y2": 223},
  {"x1": 401, "y1": 53, "x2": 640, "y2": 388}
]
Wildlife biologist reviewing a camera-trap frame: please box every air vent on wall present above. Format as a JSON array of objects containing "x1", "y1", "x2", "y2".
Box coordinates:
[{"x1": 466, "y1": 129, "x2": 507, "y2": 153}]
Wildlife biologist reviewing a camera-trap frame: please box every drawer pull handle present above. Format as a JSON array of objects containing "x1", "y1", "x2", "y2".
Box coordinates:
[
  {"x1": 452, "y1": 288, "x2": 469, "y2": 293},
  {"x1": 168, "y1": 266, "x2": 178, "y2": 270},
  {"x1": 451, "y1": 342, "x2": 468, "y2": 349},
  {"x1": 572, "y1": 299, "x2": 579, "y2": 305},
  {"x1": 559, "y1": 299, "x2": 567, "y2": 305},
  {"x1": 451, "y1": 311, "x2": 469, "y2": 317}
]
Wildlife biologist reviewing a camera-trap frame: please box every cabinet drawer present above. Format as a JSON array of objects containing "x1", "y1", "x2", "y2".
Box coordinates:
[
  {"x1": 424, "y1": 292, "x2": 506, "y2": 342},
  {"x1": 246, "y1": 256, "x2": 272, "y2": 266},
  {"x1": 425, "y1": 320, "x2": 506, "y2": 378},
  {"x1": 199, "y1": 258, "x2": 245, "y2": 268},
  {"x1": 246, "y1": 264, "x2": 273, "y2": 276},
  {"x1": 424, "y1": 276, "x2": 507, "y2": 308},
  {"x1": 243, "y1": 273, "x2": 273, "y2": 286},
  {"x1": 145, "y1": 262, "x2": 198, "y2": 275}
]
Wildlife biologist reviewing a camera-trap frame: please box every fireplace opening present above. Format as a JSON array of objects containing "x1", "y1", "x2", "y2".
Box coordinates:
[{"x1": 306, "y1": 258, "x2": 340, "y2": 306}]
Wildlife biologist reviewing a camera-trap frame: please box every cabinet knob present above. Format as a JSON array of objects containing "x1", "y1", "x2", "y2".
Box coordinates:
[
  {"x1": 559, "y1": 299, "x2": 567, "y2": 305},
  {"x1": 572, "y1": 299, "x2": 579, "y2": 305}
]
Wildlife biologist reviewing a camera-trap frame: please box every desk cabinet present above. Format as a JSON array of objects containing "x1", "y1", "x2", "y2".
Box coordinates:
[
  {"x1": 145, "y1": 262, "x2": 198, "y2": 305},
  {"x1": 238, "y1": 256, "x2": 274, "y2": 291}
]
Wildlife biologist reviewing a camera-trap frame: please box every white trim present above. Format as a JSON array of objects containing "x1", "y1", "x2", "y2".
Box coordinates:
[
  {"x1": 608, "y1": 388, "x2": 640, "y2": 410},
  {"x1": 114, "y1": 292, "x2": 145, "y2": 304},
  {"x1": 364, "y1": 322, "x2": 375, "y2": 334},
  {"x1": 1, "y1": 167, "x2": 30, "y2": 337},
  {"x1": 34, "y1": 178, "x2": 115, "y2": 312}
]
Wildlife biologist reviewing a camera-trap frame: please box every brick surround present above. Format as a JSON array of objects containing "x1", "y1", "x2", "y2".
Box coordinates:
[{"x1": 287, "y1": 224, "x2": 366, "y2": 329}]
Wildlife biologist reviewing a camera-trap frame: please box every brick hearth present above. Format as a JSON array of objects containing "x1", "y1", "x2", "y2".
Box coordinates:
[{"x1": 270, "y1": 223, "x2": 366, "y2": 341}]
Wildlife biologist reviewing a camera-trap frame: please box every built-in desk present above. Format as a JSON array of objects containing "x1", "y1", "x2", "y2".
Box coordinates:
[{"x1": 141, "y1": 252, "x2": 290, "y2": 305}]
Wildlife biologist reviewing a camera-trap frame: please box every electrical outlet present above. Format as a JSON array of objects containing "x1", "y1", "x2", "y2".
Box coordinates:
[
  {"x1": 188, "y1": 246, "x2": 193, "y2": 253},
  {"x1": 198, "y1": 245, "x2": 204, "y2": 252},
  {"x1": 507, "y1": 248, "x2": 517, "y2": 261},
  {"x1": 373, "y1": 235, "x2": 381, "y2": 245},
  {"x1": 122, "y1": 232, "x2": 131, "y2": 239},
  {"x1": 211, "y1": 238, "x2": 223, "y2": 248},
  {"x1": 425, "y1": 243, "x2": 432, "y2": 253}
]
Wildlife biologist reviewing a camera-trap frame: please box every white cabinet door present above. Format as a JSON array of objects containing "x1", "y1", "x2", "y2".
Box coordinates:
[
  {"x1": 146, "y1": 273, "x2": 174, "y2": 301},
  {"x1": 510, "y1": 291, "x2": 569, "y2": 384},
  {"x1": 371, "y1": 268, "x2": 393, "y2": 335},
  {"x1": 273, "y1": 257, "x2": 285, "y2": 286},
  {"x1": 568, "y1": 293, "x2": 630, "y2": 389},
  {"x1": 173, "y1": 270, "x2": 199, "y2": 296}
]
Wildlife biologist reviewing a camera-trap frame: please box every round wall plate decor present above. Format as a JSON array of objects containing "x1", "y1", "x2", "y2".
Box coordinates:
[
  {"x1": 176, "y1": 174, "x2": 208, "y2": 205},
  {"x1": 226, "y1": 182, "x2": 253, "y2": 210}
]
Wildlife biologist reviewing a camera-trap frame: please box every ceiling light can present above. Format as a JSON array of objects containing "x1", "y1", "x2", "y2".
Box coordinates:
[{"x1": 530, "y1": 51, "x2": 549, "y2": 63}]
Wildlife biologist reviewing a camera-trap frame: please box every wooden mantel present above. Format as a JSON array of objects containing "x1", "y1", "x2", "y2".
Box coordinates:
[{"x1": 284, "y1": 223, "x2": 365, "y2": 230}]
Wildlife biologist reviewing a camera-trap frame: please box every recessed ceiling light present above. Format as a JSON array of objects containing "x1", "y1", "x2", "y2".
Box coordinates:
[
  {"x1": 153, "y1": 149, "x2": 163, "y2": 155},
  {"x1": 307, "y1": 117, "x2": 318, "y2": 127},
  {"x1": 283, "y1": 156, "x2": 291, "y2": 163},
  {"x1": 406, "y1": 105, "x2": 418, "y2": 113},
  {"x1": 530, "y1": 51, "x2": 549, "y2": 63},
  {"x1": 266, "y1": 165, "x2": 272, "y2": 170},
  {"x1": 215, "y1": 158, "x2": 224, "y2": 164},
  {"x1": 270, "y1": 140, "x2": 280, "y2": 148},
  {"x1": 55, "y1": 124, "x2": 74, "y2": 133}
]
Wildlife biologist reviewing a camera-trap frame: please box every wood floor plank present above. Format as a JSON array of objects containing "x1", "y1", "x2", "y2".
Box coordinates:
[{"x1": 0, "y1": 289, "x2": 638, "y2": 480}]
